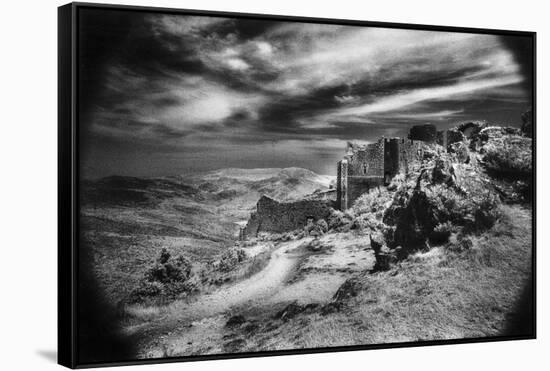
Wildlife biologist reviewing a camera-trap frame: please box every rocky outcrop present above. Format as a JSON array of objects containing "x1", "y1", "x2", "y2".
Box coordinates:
[
  {"x1": 370, "y1": 232, "x2": 398, "y2": 271},
  {"x1": 478, "y1": 127, "x2": 532, "y2": 177},
  {"x1": 336, "y1": 121, "x2": 531, "y2": 273},
  {"x1": 332, "y1": 278, "x2": 361, "y2": 301},
  {"x1": 302, "y1": 238, "x2": 332, "y2": 252},
  {"x1": 275, "y1": 301, "x2": 320, "y2": 321},
  {"x1": 457, "y1": 121, "x2": 486, "y2": 139},
  {"x1": 381, "y1": 153, "x2": 501, "y2": 255},
  {"x1": 474, "y1": 126, "x2": 533, "y2": 203},
  {"x1": 448, "y1": 141, "x2": 470, "y2": 163},
  {"x1": 446, "y1": 128, "x2": 466, "y2": 149}
]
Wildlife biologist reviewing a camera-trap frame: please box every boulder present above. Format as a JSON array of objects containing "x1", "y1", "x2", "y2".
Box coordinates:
[
  {"x1": 370, "y1": 232, "x2": 397, "y2": 271},
  {"x1": 383, "y1": 154, "x2": 501, "y2": 254},
  {"x1": 432, "y1": 158, "x2": 456, "y2": 185},
  {"x1": 448, "y1": 141, "x2": 470, "y2": 164},
  {"x1": 332, "y1": 279, "x2": 361, "y2": 301},
  {"x1": 275, "y1": 302, "x2": 302, "y2": 321},
  {"x1": 372, "y1": 246, "x2": 398, "y2": 272},
  {"x1": 446, "y1": 128, "x2": 465, "y2": 149},
  {"x1": 305, "y1": 238, "x2": 332, "y2": 252},
  {"x1": 457, "y1": 121, "x2": 485, "y2": 139},
  {"x1": 369, "y1": 231, "x2": 385, "y2": 252},
  {"x1": 275, "y1": 301, "x2": 319, "y2": 321}
]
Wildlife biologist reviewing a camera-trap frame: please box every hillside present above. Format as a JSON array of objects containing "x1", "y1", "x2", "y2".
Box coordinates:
[
  {"x1": 80, "y1": 167, "x2": 335, "y2": 302},
  {"x1": 78, "y1": 124, "x2": 533, "y2": 362},
  {"x1": 183, "y1": 167, "x2": 335, "y2": 219},
  {"x1": 114, "y1": 122, "x2": 533, "y2": 359}
]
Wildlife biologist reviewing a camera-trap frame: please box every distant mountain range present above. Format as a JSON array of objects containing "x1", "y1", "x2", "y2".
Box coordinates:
[{"x1": 81, "y1": 167, "x2": 335, "y2": 224}]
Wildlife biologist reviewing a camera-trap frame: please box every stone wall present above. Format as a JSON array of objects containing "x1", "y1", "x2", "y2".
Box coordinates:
[
  {"x1": 337, "y1": 159, "x2": 348, "y2": 210},
  {"x1": 436, "y1": 130, "x2": 447, "y2": 149},
  {"x1": 244, "y1": 195, "x2": 335, "y2": 236},
  {"x1": 347, "y1": 176, "x2": 385, "y2": 207},
  {"x1": 337, "y1": 136, "x2": 426, "y2": 210},
  {"x1": 346, "y1": 139, "x2": 385, "y2": 177},
  {"x1": 399, "y1": 139, "x2": 425, "y2": 174},
  {"x1": 338, "y1": 140, "x2": 386, "y2": 210}
]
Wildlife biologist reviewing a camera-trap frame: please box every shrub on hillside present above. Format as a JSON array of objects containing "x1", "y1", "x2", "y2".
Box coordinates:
[
  {"x1": 352, "y1": 187, "x2": 393, "y2": 216},
  {"x1": 129, "y1": 280, "x2": 164, "y2": 303},
  {"x1": 316, "y1": 219, "x2": 328, "y2": 234},
  {"x1": 387, "y1": 173, "x2": 406, "y2": 191},
  {"x1": 429, "y1": 222, "x2": 454, "y2": 244},
  {"x1": 129, "y1": 248, "x2": 196, "y2": 303},
  {"x1": 217, "y1": 247, "x2": 247, "y2": 272},
  {"x1": 327, "y1": 209, "x2": 353, "y2": 232},
  {"x1": 470, "y1": 192, "x2": 501, "y2": 232},
  {"x1": 304, "y1": 218, "x2": 329, "y2": 237},
  {"x1": 147, "y1": 249, "x2": 192, "y2": 283},
  {"x1": 481, "y1": 135, "x2": 532, "y2": 176}
]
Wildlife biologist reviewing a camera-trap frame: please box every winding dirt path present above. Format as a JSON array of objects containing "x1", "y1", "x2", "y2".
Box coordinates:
[
  {"x1": 168, "y1": 238, "x2": 312, "y2": 319},
  {"x1": 126, "y1": 234, "x2": 373, "y2": 357},
  {"x1": 124, "y1": 238, "x2": 312, "y2": 339}
]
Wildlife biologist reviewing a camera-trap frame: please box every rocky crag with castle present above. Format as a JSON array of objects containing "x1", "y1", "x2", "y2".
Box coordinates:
[
  {"x1": 336, "y1": 124, "x2": 472, "y2": 210},
  {"x1": 243, "y1": 115, "x2": 532, "y2": 239}
]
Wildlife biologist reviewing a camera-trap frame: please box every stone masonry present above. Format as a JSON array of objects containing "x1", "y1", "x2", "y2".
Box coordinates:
[
  {"x1": 244, "y1": 194, "x2": 335, "y2": 237},
  {"x1": 335, "y1": 124, "x2": 452, "y2": 210},
  {"x1": 337, "y1": 137, "x2": 425, "y2": 210},
  {"x1": 243, "y1": 124, "x2": 450, "y2": 237}
]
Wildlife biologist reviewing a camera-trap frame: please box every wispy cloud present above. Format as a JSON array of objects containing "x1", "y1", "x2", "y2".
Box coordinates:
[
  {"x1": 327, "y1": 74, "x2": 523, "y2": 120},
  {"x1": 79, "y1": 8, "x2": 532, "y2": 178}
]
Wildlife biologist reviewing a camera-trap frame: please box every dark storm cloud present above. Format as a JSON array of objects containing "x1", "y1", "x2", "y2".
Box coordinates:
[
  {"x1": 254, "y1": 85, "x2": 347, "y2": 133},
  {"x1": 78, "y1": 8, "x2": 533, "y2": 179}
]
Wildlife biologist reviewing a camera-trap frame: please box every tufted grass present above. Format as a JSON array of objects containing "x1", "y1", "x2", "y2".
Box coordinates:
[{"x1": 223, "y1": 204, "x2": 533, "y2": 352}]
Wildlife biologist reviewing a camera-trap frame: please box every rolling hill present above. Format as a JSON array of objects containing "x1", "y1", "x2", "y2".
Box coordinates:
[{"x1": 79, "y1": 168, "x2": 335, "y2": 302}]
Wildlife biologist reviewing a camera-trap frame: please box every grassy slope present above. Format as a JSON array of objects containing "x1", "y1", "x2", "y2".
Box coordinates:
[
  {"x1": 223, "y1": 204, "x2": 532, "y2": 352},
  {"x1": 80, "y1": 168, "x2": 334, "y2": 304}
]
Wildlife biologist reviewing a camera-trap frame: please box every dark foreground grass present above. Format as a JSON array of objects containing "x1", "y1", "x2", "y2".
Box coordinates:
[{"x1": 225, "y1": 204, "x2": 532, "y2": 351}]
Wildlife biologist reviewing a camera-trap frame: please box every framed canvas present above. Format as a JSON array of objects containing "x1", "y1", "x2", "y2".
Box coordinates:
[{"x1": 58, "y1": 2, "x2": 536, "y2": 368}]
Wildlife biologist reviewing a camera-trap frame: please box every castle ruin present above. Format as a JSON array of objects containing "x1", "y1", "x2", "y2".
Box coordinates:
[
  {"x1": 243, "y1": 124, "x2": 455, "y2": 237},
  {"x1": 243, "y1": 194, "x2": 335, "y2": 237},
  {"x1": 336, "y1": 124, "x2": 458, "y2": 210},
  {"x1": 336, "y1": 138, "x2": 425, "y2": 210}
]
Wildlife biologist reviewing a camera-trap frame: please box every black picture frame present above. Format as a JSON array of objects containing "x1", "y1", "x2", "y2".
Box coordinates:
[{"x1": 58, "y1": 2, "x2": 536, "y2": 368}]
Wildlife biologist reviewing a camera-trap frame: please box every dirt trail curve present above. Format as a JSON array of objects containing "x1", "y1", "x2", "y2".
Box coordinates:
[
  {"x1": 173, "y1": 238, "x2": 312, "y2": 319},
  {"x1": 125, "y1": 238, "x2": 313, "y2": 338}
]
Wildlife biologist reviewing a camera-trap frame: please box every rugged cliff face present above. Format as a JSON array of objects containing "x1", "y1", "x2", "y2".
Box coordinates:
[
  {"x1": 245, "y1": 121, "x2": 532, "y2": 245},
  {"x1": 352, "y1": 122, "x2": 533, "y2": 269}
]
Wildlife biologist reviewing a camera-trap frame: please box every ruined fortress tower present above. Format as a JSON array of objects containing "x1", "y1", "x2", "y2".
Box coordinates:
[
  {"x1": 244, "y1": 124, "x2": 454, "y2": 237},
  {"x1": 336, "y1": 138, "x2": 425, "y2": 210},
  {"x1": 336, "y1": 124, "x2": 449, "y2": 210}
]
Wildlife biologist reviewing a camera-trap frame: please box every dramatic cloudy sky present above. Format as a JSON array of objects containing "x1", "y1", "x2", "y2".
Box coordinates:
[{"x1": 78, "y1": 8, "x2": 533, "y2": 179}]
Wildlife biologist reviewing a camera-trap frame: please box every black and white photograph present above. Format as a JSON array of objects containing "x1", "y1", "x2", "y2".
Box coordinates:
[{"x1": 61, "y1": 2, "x2": 535, "y2": 367}]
